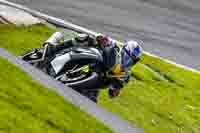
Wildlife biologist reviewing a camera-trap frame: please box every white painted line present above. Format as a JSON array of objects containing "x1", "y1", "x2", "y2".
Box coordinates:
[
  {"x1": 144, "y1": 52, "x2": 200, "y2": 74},
  {"x1": 0, "y1": 4, "x2": 40, "y2": 25},
  {"x1": 0, "y1": 0, "x2": 97, "y2": 35},
  {"x1": 0, "y1": 0, "x2": 199, "y2": 75}
]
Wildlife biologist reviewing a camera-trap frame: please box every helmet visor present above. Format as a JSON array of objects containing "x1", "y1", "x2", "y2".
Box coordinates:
[
  {"x1": 121, "y1": 48, "x2": 134, "y2": 69},
  {"x1": 132, "y1": 46, "x2": 141, "y2": 59}
]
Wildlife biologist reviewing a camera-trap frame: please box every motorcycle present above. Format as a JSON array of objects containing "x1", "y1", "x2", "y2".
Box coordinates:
[{"x1": 21, "y1": 44, "x2": 106, "y2": 90}]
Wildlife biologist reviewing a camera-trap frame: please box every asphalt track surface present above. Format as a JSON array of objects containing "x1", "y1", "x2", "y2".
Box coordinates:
[{"x1": 8, "y1": 0, "x2": 200, "y2": 70}]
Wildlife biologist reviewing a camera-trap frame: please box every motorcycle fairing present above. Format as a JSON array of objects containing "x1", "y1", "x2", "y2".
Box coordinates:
[
  {"x1": 51, "y1": 53, "x2": 71, "y2": 74},
  {"x1": 51, "y1": 47, "x2": 103, "y2": 74}
]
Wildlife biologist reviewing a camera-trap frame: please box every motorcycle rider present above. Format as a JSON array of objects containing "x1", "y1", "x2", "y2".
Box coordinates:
[{"x1": 44, "y1": 32, "x2": 143, "y2": 102}]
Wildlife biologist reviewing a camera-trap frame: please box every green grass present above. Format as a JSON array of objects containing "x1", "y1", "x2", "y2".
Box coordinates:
[
  {"x1": 0, "y1": 24, "x2": 114, "y2": 133},
  {"x1": 1, "y1": 24, "x2": 200, "y2": 133},
  {"x1": 99, "y1": 54, "x2": 200, "y2": 133},
  {"x1": 0, "y1": 24, "x2": 77, "y2": 55},
  {"x1": 0, "y1": 24, "x2": 53, "y2": 55}
]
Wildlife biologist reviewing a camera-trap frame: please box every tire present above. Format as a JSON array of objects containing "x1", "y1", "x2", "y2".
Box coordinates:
[
  {"x1": 21, "y1": 49, "x2": 47, "y2": 70},
  {"x1": 47, "y1": 59, "x2": 103, "y2": 90},
  {"x1": 21, "y1": 49, "x2": 43, "y2": 62},
  {"x1": 66, "y1": 72, "x2": 102, "y2": 90}
]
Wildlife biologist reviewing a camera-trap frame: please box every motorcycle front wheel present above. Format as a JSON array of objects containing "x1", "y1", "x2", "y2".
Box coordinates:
[{"x1": 47, "y1": 62, "x2": 103, "y2": 90}]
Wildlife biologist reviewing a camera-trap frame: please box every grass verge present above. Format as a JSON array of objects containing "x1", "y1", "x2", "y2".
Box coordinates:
[
  {"x1": 0, "y1": 24, "x2": 114, "y2": 133},
  {"x1": 1, "y1": 24, "x2": 200, "y2": 133},
  {"x1": 99, "y1": 55, "x2": 200, "y2": 133}
]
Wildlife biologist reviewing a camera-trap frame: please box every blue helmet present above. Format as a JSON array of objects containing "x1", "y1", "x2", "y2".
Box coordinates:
[{"x1": 121, "y1": 40, "x2": 142, "y2": 69}]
